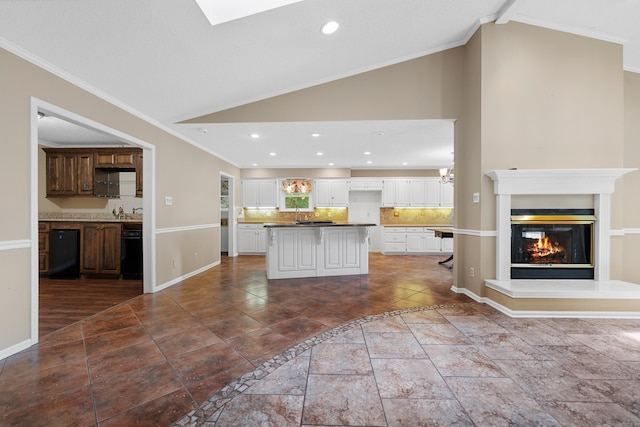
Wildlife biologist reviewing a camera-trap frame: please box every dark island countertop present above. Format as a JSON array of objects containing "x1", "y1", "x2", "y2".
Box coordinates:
[{"x1": 263, "y1": 221, "x2": 376, "y2": 228}]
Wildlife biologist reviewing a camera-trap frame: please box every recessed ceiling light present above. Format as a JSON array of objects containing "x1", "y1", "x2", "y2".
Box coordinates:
[
  {"x1": 328, "y1": 162, "x2": 334, "y2": 166},
  {"x1": 366, "y1": 161, "x2": 373, "y2": 164},
  {"x1": 311, "y1": 133, "x2": 320, "y2": 138},
  {"x1": 364, "y1": 151, "x2": 371, "y2": 155},
  {"x1": 252, "y1": 163, "x2": 258, "y2": 166},
  {"x1": 269, "y1": 152, "x2": 276, "y2": 156},
  {"x1": 372, "y1": 131, "x2": 384, "y2": 136},
  {"x1": 250, "y1": 133, "x2": 260, "y2": 139},
  {"x1": 402, "y1": 162, "x2": 408, "y2": 166},
  {"x1": 321, "y1": 20, "x2": 339, "y2": 35},
  {"x1": 316, "y1": 152, "x2": 324, "y2": 156}
]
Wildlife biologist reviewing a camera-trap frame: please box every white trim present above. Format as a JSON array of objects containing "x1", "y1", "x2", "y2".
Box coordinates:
[
  {"x1": 485, "y1": 279, "x2": 640, "y2": 300},
  {"x1": 154, "y1": 261, "x2": 220, "y2": 292},
  {"x1": 0, "y1": 339, "x2": 33, "y2": 361},
  {"x1": 0, "y1": 240, "x2": 31, "y2": 251},
  {"x1": 510, "y1": 16, "x2": 628, "y2": 46},
  {"x1": 155, "y1": 223, "x2": 219, "y2": 235},
  {"x1": 454, "y1": 228, "x2": 497, "y2": 237},
  {"x1": 485, "y1": 168, "x2": 636, "y2": 195},
  {"x1": 624, "y1": 228, "x2": 640, "y2": 234},
  {"x1": 451, "y1": 285, "x2": 640, "y2": 318}
]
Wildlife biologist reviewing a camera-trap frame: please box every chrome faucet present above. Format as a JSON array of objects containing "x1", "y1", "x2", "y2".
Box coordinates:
[{"x1": 132, "y1": 207, "x2": 143, "y2": 214}]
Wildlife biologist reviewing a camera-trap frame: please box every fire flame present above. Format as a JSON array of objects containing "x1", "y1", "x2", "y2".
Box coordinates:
[{"x1": 526, "y1": 236, "x2": 567, "y2": 263}]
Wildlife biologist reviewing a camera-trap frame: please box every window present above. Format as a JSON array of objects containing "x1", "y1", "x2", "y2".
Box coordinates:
[{"x1": 279, "y1": 179, "x2": 313, "y2": 212}]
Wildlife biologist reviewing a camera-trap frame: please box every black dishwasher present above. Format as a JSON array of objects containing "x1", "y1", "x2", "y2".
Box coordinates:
[
  {"x1": 49, "y1": 229, "x2": 79, "y2": 279},
  {"x1": 121, "y1": 229, "x2": 143, "y2": 280}
]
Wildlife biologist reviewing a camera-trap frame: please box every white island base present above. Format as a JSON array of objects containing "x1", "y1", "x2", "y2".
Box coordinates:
[{"x1": 265, "y1": 224, "x2": 373, "y2": 280}]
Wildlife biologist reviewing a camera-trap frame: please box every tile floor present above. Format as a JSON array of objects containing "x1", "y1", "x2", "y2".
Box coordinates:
[
  {"x1": 2, "y1": 253, "x2": 639, "y2": 426},
  {"x1": 180, "y1": 303, "x2": 640, "y2": 426}
]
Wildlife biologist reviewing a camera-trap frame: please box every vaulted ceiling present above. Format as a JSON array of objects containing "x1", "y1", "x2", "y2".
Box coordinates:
[{"x1": 2, "y1": 0, "x2": 639, "y2": 169}]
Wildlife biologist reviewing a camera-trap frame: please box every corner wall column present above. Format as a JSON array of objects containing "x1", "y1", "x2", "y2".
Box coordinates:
[
  {"x1": 496, "y1": 193, "x2": 511, "y2": 280},
  {"x1": 594, "y1": 193, "x2": 610, "y2": 281}
]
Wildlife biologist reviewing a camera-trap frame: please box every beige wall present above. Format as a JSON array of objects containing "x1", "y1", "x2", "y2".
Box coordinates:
[
  {"x1": 623, "y1": 72, "x2": 640, "y2": 283},
  {"x1": 0, "y1": 46, "x2": 239, "y2": 354},
  {"x1": 474, "y1": 21, "x2": 635, "y2": 310}
]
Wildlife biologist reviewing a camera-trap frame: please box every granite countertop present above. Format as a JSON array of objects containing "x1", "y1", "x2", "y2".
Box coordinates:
[
  {"x1": 264, "y1": 221, "x2": 377, "y2": 228},
  {"x1": 39, "y1": 213, "x2": 143, "y2": 223}
]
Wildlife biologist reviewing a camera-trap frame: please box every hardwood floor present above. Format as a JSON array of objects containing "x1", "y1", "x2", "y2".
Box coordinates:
[{"x1": 39, "y1": 277, "x2": 143, "y2": 337}]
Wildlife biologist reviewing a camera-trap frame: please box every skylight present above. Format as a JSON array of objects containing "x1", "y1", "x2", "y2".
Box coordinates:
[{"x1": 195, "y1": 0, "x2": 304, "y2": 26}]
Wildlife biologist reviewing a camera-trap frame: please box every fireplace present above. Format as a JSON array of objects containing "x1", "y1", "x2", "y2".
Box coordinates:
[{"x1": 511, "y1": 209, "x2": 594, "y2": 279}]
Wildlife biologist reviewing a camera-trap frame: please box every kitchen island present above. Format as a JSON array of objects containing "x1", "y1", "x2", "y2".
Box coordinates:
[{"x1": 263, "y1": 221, "x2": 376, "y2": 279}]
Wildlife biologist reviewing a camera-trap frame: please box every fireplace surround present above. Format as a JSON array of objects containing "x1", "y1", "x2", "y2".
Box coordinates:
[{"x1": 479, "y1": 168, "x2": 640, "y2": 316}]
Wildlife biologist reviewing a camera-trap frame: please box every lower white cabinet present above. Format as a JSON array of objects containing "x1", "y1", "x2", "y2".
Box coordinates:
[
  {"x1": 238, "y1": 223, "x2": 267, "y2": 254},
  {"x1": 406, "y1": 228, "x2": 440, "y2": 252},
  {"x1": 266, "y1": 226, "x2": 370, "y2": 279},
  {"x1": 383, "y1": 226, "x2": 453, "y2": 254}
]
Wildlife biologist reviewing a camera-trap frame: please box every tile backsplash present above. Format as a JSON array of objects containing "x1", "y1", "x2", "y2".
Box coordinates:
[{"x1": 380, "y1": 207, "x2": 453, "y2": 226}]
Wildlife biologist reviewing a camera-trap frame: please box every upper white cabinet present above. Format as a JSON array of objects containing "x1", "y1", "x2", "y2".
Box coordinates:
[
  {"x1": 440, "y1": 182, "x2": 454, "y2": 207},
  {"x1": 408, "y1": 178, "x2": 440, "y2": 207},
  {"x1": 349, "y1": 178, "x2": 383, "y2": 191},
  {"x1": 242, "y1": 179, "x2": 279, "y2": 207},
  {"x1": 315, "y1": 179, "x2": 349, "y2": 207},
  {"x1": 382, "y1": 179, "x2": 410, "y2": 207},
  {"x1": 383, "y1": 178, "x2": 452, "y2": 207}
]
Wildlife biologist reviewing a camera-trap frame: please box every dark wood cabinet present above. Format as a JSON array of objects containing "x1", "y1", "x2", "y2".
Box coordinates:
[
  {"x1": 135, "y1": 151, "x2": 143, "y2": 197},
  {"x1": 38, "y1": 222, "x2": 49, "y2": 273},
  {"x1": 44, "y1": 147, "x2": 142, "y2": 197},
  {"x1": 77, "y1": 152, "x2": 94, "y2": 195},
  {"x1": 80, "y1": 223, "x2": 122, "y2": 276},
  {"x1": 94, "y1": 149, "x2": 136, "y2": 167},
  {"x1": 46, "y1": 151, "x2": 77, "y2": 196}
]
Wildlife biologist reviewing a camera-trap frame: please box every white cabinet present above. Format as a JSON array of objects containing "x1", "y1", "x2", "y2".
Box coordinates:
[
  {"x1": 265, "y1": 226, "x2": 370, "y2": 279},
  {"x1": 383, "y1": 226, "x2": 453, "y2": 254},
  {"x1": 440, "y1": 182, "x2": 454, "y2": 207},
  {"x1": 275, "y1": 228, "x2": 317, "y2": 273},
  {"x1": 382, "y1": 179, "x2": 410, "y2": 207},
  {"x1": 242, "y1": 179, "x2": 278, "y2": 207},
  {"x1": 382, "y1": 178, "x2": 442, "y2": 208},
  {"x1": 383, "y1": 227, "x2": 407, "y2": 253},
  {"x1": 238, "y1": 223, "x2": 267, "y2": 253},
  {"x1": 321, "y1": 228, "x2": 361, "y2": 271},
  {"x1": 406, "y1": 228, "x2": 440, "y2": 253},
  {"x1": 349, "y1": 178, "x2": 383, "y2": 191},
  {"x1": 315, "y1": 179, "x2": 349, "y2": 207},
  {"x1": 441, "y1": 236, "x2": 454, "y2": 252}
]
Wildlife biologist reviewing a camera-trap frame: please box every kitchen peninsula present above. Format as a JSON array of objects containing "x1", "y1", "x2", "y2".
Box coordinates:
[{"x1": 264, "y1": 221, "x2": 376, "y2": 279}]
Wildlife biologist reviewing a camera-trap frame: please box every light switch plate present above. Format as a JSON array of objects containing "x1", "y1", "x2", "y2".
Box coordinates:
[
  {"x1": 165, "y1": 196, "x2": 173, "y2": 206},
  {"x1": 473, "y1": 192, "x2": 480, "y2": 203}
]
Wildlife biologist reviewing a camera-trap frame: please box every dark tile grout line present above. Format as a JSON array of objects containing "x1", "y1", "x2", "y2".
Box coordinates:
[{"x1": 172, "y1": 302, "x2": 477, "y2": 427}]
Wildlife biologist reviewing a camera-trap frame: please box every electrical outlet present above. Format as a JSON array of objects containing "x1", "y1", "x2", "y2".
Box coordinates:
[
  {"x1": 195, "y1": 252, "x2": 198, "y2": 260},
  {"x1": 469, "y1": 267, "x2": 475, "y2": 277},
  {"x1": 315, "y1": 212, "x2": 320, "y2": 217},
  {"x1": 172, "y1": 259, "x2": 177, "y2": 269}
]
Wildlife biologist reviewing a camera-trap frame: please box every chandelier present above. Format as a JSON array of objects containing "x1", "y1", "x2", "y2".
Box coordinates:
[{"x1": 439, "y1": 168, "x2": 454, "y2": 184}]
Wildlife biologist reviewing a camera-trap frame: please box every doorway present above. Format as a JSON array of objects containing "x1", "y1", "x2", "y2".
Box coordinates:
[
  {"x1": 32, "y1": 98, "x2": 155, "y2": 341},
  {"x1": 220, "y1": 172, "x2": 236, "y2": 256}
]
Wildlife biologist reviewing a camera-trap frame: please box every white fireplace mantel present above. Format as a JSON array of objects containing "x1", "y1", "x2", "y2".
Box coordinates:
[{"x1": 485, "y1": 168, "x2": 636, "y2": 283}]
